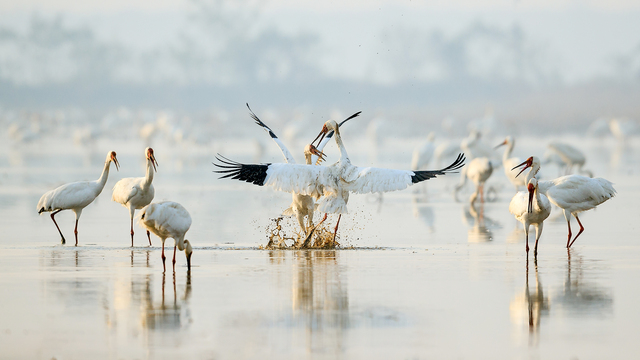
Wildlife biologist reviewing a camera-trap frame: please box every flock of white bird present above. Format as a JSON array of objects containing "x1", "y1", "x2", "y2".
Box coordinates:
[
  {"x1": 37, "y1": 147, "x2": 192, "y2": 272},
  {"x1": 34, "y1": 106, "x2": 621, "y2": 268},
  {"x1": 416, "y1": 129, "x2": 617, "y2": 256}
]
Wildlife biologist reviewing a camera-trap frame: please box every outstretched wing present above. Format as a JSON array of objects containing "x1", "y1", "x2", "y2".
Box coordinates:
[
  {"x1": 411, "y1": 153, "x2": 466, "y2": 183},
  {"x1": 247, "y1": 103, "x2": 296, "y2": 164},
  {"x1": 214, "y1": 155, "x2": 327, "y2": 196},
  {"x1": 342, "y1": 153, "x2": 466, "y2": 194}
]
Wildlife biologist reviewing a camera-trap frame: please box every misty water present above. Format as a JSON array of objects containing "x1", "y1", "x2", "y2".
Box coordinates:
[{"x1": 0, "y1": 127, "x2": 639, "y2": 359}]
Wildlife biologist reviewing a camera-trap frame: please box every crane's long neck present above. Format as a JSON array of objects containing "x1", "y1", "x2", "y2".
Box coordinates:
[
  {"x1": 333, "y1": 128, "x2": 350, "y2": 162},
  {"x1": 143, "y1": 158, "x2": 155, "y2": 187},
  {"x1": 176, "y1": 235, "x2": 186, "y2": 251},
  {"x1": 96, "y1": 160, "x2": 112, "y2": 193},
  {"x1": 533, "y1": 187, "x2": 542, "y2": 210},
  {"x1": 503, "y1": 141, "x2": 514, "y2": 163},
  {"x1": 524, "y1": 163, "x2": 540, "y2": 184}
]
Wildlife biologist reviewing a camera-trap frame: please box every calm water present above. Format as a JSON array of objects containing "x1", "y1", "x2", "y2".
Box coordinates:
[{"x1": 0, "y1": 135, "x2": 638, "y2": 359}]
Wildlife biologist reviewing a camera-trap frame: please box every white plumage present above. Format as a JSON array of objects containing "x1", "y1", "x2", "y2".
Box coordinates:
[
  {"x1": 513, "y1": 156, "x2": 616, "y2": 248},
  {"x1": 454, "y1": 157, "x2": 493, "y2": 205},
  {"x1": 545, "y1": 142, "x2": 592, "y2": 177},
  {"x1": 247, "y1": 104, "x2": 356, "y2": 244},
  {"x1": 509, "y1": 178, "x2": 551, "y2": 255},
  {"x1": 496, "y1": 136, "x2": 526, "y2": 190},
  {"x1": 140, "y1": 201, "x2": 192, "y2": 272},
  {"x1": 215, "y1": 119, "x2": 465, "y2": 244},
  {"x1": 112, "y1": 147, "x2": 158, "y2": 247},
  {"x1": 411, "y1": 132, "x2": 436, "y2": 170},
  {"x1": 37, "y1": 151, "x2": 119, "y2": 246}
]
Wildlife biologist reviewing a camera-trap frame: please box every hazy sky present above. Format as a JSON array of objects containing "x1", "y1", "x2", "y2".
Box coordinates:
[
  {"x1": 1, "y1": 0, "x2": 639, "y2": 114},
  {"x1": 2, "y1": 0, "x2": 639, "y2": 85}
]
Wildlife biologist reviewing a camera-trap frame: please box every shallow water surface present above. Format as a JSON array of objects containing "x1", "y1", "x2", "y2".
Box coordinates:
[{"x1": 0, "y1": 136, "x2": 638, "y2": 359}]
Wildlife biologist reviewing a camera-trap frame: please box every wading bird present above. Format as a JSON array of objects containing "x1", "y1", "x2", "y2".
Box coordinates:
[
  {"x1": 247, "y1": 104, "x2": 360, "y2": 245},
  {"x1": 112, "y1": 147, "x2": 158, "y2": 247},
  {"x1": 454, "y1": 157, "x2": 493, "y2": 205},
  {"x1": 509, "y1": 178, "x2": 551, "y2": 255},
  {"x1": 495, "y1": 136, "x2": 526, "y2": 190},
  {"x1": 513, "y1": 156, "x2": 616, "y2": 248},
  {"x1": 140, "y1": 201, "x2": 192, "y2": 272},
  {"x1": 411, "y1": 132, "x2": 436, "y2": 171},
  {"x1": 545, "y1": 142, "x2": 593, "y2": 177},
  {"x1": 214, "y1": 119, "x2": 465, "y2": 244},
  {"x1": 37, "y1": 151, "x2": 120, "y2": 246}
]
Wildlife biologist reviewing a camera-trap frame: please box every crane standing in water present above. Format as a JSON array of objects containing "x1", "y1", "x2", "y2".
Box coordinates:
[
  {"x1": 112, "y1": 147, "x2": 158, "y2": 247},
  {"x1": 37, "y1": 151, "x2": 120, "y2": 246}
]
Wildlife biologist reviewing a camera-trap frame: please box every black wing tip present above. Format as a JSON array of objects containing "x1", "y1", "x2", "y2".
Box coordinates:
[
  {"x1": 411, "y1": 153, "x2": 466, "y2": 184},
  {"x1": 212, "y1": 153, "x2": 270, "y2": 186},
  {"x1": 338, "y1": 111, "x2": 362, "y2": 127},
  {"x1": 247, "y1": 103, "x2": 278, "y2": 139}
]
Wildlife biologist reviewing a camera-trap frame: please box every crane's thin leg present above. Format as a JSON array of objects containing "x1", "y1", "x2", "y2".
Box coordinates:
[
  {"x1": 147, "y1": 230, "x2": 152, "y2": 246},
  {"x1": 301, "y1": 213, "x2": 327, "y2": 248},
  {"x1": 525, "y1": 224, "x2": 530, "y2": 253},
  {"x1": 161, "y1": 241, "x2": 166, "y2": 273},
  {"x1": 74, "y1": 219, "x2": 79, "y2": 246},
  {"x1": 332, "y1": 214, "x2": 342, "y2": 247},
  {"x1": 534, "y1": 223, "x2": 543, "y2": 257},
  {"x1": 50, "y1": 209, "x2": 66, "y2": 244},
  {"x1": 130, "y1": 217, "x2": 135, "y2": 247},
  {"x1": 563, "y1": 210, "x2": 572, "y2": 248},
  {"x1": 480, "y1": 184, "x2": 485, "y2": 203},
  {"x1": 172, "y1": 245, "x2": 177, "y2": 272},
  {"x1": 569, "y1": 215, "x2": 585, "y2": 248}
]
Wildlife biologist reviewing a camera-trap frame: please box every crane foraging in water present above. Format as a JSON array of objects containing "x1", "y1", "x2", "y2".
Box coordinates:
[
  {"x1": 214, "y1": 118, "x2": 465, "y2": 244},
  {"x1": 37, "y1": 151, "x2": 120, "y2": 246},
  {"x1": 140, "y1": 201, "x2": 192, "y2": 272},
  {"x1": 512, "y1": 156, "x2": 616, "y2": 248},
  {"x1": 112, "y1": 147, "x2": 158, "y2": 247}
]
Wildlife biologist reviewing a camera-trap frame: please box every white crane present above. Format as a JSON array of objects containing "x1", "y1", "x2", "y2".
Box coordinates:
[
  {"x1": 495, "y1": 136, "x2": 526, "y2": 190},
  {"x1": 139, "y1": 201, "x2": 193, "y2": 272},
  {"x1": 112, "y1": 147, "x2": 158, "y2": 247},
  {"x1": 247, "y1": 104, "x2": 360, "y2": 245},
  {"x1": 460, "y1": 130, "x2": 494, "y2": 160},
  {"x1": 509, "y1": 178, "x2": 551, "y2": 255},
  {"x1": 411, "y1": 132, "x2": 436, "y2": 170},
  {"x1": 433, "y1": 140, "x2": 461, "y2": 167},
  {"x1": 214, "y1": 119, "x2": 465, "y2": 243},
  {"x1": 454, "y1": 157, "x2": 493, "y2": 205},
  {"x1": 513, "y1": 156, "x2": 616, "y2": 248},
  {"x1": 545, "y1": 142, "x2": 593, "y2": 177},
  {"x1": 37, "y1": 151, "x2": 120, "y2": 246}
]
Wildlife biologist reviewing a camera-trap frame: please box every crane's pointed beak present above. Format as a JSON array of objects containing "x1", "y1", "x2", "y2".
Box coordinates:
[
  {"x1": 312, "y1": 125, "x2": 328, "y2": 147},
  {"x1": 114, "y1": 157, "x2": 120, "y2": 171},
  {"x1": 528, "y1": 185, "x2": 535, "y2": 213},
  {"x1": 309, "y1": 145, "x2": 326, "y2": 165},
  {"x1": 186, "y1": 252, "x2": 192, "y2": 271},
  {"x1": 494, "y1": 140, "x2": 507, "y2": 149},
  {"x1": 511, "y1": 157, "x2": 533, "y2": 178},
  {"x1": 151, "y1": 154, "x2": 158, "y2": 172}
]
